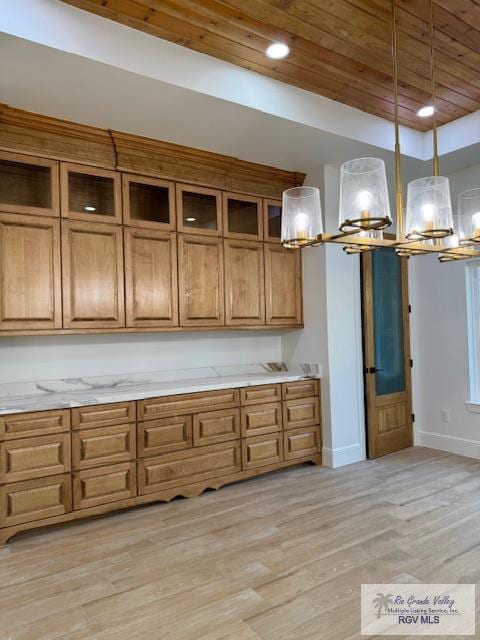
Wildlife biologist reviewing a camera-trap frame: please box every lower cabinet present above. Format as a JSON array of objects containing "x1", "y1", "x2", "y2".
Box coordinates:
[
  {"x1": 73, "y1": 462, "x2": 136, "y2": 510},
  {"x1": 0, "y1": 380, "x2": 321, "y2": 543},
  {"x1": 0, "y1": 474, "x2": 71, "y2": 528}
]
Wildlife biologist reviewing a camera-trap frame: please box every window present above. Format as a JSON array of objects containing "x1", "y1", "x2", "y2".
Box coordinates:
[{"x1": 466, "y1": 260, "x2": 480, "y2": 403}]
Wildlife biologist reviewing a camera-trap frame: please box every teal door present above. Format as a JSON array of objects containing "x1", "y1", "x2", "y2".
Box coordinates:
[{"x1": 362, "y1": 248, "x2": 413, "y2": 458}]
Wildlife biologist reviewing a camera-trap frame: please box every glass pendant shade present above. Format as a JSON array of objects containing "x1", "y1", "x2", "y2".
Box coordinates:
[
  {"x1": 281, "y1": 186, "x2": 323, "y2": 248},
  {"x1": 458, "y1": 188, "x2": 480, "y2": 245},
  {"x1": 405, "y1": 176, "x2": 454, "y2": 240},
  {"x1": 339, "y1": 157, "x2": 391, "y2": 233}
]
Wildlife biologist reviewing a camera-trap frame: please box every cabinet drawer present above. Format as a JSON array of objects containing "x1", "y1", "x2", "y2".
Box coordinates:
[
  {"x1": 72, "y1": 402, "x2": 135, "y2": 430},
  {"x1": 139, "y1": 389, "x2": 240, "y2": 421},
  {"x1": 284, "y1": 427, "x2": 320, "y2": 460},
  {"x1": 241, "y1": 433, "x2": 283, "y2": 470},
  {"x1": 0, "y1": 434, "x2": 71, "y2": 484},
  {"x1": 0, "y1": 410, "x2": 70, "y2": 441},
  {"x1": 241, "y1": 402, "x2": 282, "y2": 437},
  {"x1": 193, "y1": 408, "x2": 240, "y2": 446},
  {"x1": 282, "y1": 379, "x2": 319, "y2": 401},
  {"x1": 138, "y1": 416, "x2": 192, "y2": 457},
  {"x1": 138, "y1": 441, "x2": 241, "y2": 494},
  {"x1": 240, "y1": 384, "x2": 281, "y2": 406},
  {"x1": 73, "y1": 462, "x2": 136, "y2": 510},
  {"x1": 72, "y1": 424, "x2": 136, "y2": 470},
  {"x1": 0, "y1": 474, "x2": 72, "y2": 528},
  {"x1": 283, "y1": 397, "x2": 320, "y2": 430}
]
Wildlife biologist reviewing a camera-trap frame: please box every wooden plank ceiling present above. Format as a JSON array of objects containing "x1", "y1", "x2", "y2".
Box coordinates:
[{"x1": 61, "y1": 0, "x2": 480, "y2": 132}]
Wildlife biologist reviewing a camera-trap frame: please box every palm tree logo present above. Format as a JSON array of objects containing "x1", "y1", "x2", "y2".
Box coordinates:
[{"x1": 373, "y1": 593, "x2": 394, "y2": 618}]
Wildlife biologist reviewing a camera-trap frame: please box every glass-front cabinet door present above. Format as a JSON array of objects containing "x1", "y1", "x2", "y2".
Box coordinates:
[
  {"x1": 60, "y1": 163, "x2": 122, "y2": 223},
  {"x1": 264, "y1": 199, "x2": 282, "y2": 243},
  {"x1": 123, "y1": 174, "x2": 175, "y2": 230},
  {"x1": 223, "y1": 192, "x2": 263, "y2": 240},
  {"x1": 0, "y1": 151, "x2": 59, "y2": 217},
  {"x1": 176, "y1": 184, "x2": 222, "y2": 236}
]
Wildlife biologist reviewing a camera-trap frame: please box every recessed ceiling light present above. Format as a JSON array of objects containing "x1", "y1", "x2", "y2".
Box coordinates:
[
  {"x1": 186, "y1": 217, "x2": 196, "y2": 222},
  {"x1": 265, "y1": 42, "x2": 290, "y2": 60},
  {"x1": 84, "y1": 205, "x2": 96, "y2": 212},
  {"x1": 417, "y1": 105, "x2": 435, "y2": 118}
]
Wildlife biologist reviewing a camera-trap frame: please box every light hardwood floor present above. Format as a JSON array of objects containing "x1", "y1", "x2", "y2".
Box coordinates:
[{"x1": 1, "y1": 446, "x2": 479, "y2": 640}]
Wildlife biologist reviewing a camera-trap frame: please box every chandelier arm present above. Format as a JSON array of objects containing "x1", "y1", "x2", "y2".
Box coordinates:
[{"x1": 429, "y1": 0, "x2": 439, "y2": 177}]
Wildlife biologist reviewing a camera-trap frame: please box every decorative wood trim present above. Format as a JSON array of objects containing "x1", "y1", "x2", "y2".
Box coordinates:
[
  {"x1": 0, "y1": 106, "x2": 305, "y2": 198},
  {"x1": 0, "y1": 105, "x2": 115, "y2": 168}
]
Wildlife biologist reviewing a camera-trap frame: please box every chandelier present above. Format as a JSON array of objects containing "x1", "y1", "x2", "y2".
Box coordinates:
[{"x1": 281, "y1": 0, "x2": 480, "y2": 262}]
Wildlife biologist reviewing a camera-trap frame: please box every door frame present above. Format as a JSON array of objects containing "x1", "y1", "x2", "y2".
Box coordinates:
[{"x1": 361, "y1": 245, "x2": 413, "y2": 459}]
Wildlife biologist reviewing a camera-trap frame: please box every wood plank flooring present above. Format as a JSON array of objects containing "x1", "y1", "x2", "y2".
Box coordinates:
[{"x1": 1, "y1": 446, "x2": 479, "y2": 639}]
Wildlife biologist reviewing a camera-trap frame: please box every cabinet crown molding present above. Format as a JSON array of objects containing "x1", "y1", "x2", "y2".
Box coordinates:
[{"x1": 0, "y1": 105, "x2": 305, "y2": 199}]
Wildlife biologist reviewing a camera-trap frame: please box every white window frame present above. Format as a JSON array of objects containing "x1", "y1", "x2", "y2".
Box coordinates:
[{"x1": 465, "y1": 260, "x2": 480, "y2": 407}]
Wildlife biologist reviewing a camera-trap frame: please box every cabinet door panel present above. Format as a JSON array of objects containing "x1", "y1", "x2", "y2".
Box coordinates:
[
  {"x1": 282, "y1": 379, "x2": 319, "y2": 401},
  {"x1": 284, "y1": 426, "x2": 320, "y2": 460},
  {"x1": 241, "y1": 402, "x2": 282, "y2": 437},
  {"x1": 138, "y1": 442, "x2": 241, "y2": 494},
  {"x1": 0, "y1": 151, "x2": 59, "y2": 217},
  {"x1": 192, "y1": 408, "x2": 240, "y2": 446},
  {"x1": 61, "y1": 163, "x2": 121, "y2": 224},
  {"x1": 124, "y1": 228, "x2": 178, "y2": 327},
  {"x1": 138, "y1": 416, "x2": 192, "y2": 457},
  {"x1": 241, "y1": 433, "x2": 283, "y2": 470},
  {"x1": 264, "y1": 243, "x2": 302, "y2": 326},
  {"x1": 178, "y1": 234, "x2": 224, "y2": 326},
  {"x1": 123, "y1": 173, "x2": 175, "y2": 230},
  {"x1": 0, "y1": 213, "x2": 61, "y2": 330},
  {"x1": 73, "y1": 462, "x2": 136, "y2": 510},
  {"x1": 72, "y1": 402, "x2": 136, "y2": 430},
  {"x1": 139, "y1": 389, "x2": 240, "y2": 421},
  {"x1": 224, "y1": 239, "x2": 265, "y2": 326},
  {"x1": 240, "y1": 384, "x2": 281, "y2": 406},
  {"x1": 72, "y1": 424, "x2": 136, "y2": 470},
  {"x1": 0, "y1": 434, "x2": 71, "y2": 484},
  {"x1": 62, "y1": 220, "x2": 125, "y2": 328},
  {"x1": 0, "y1": 474, "x2": 72, "y2": 528},
  {"x1": 0, "y1": 410, "x2": 70, "y2": 441},
  {"x1": 283, "y1": 397, "x2": 320, "y2": 430}
]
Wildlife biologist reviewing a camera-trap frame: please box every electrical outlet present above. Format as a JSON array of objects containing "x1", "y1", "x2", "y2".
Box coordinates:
[{"x1": 440, "y1": 410, "x2": 450, "y2": 424}]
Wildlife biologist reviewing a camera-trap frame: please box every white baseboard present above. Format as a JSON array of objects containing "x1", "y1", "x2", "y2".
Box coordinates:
[
  {"x1": 322, "y1": 443, "x2": 365, "y2": 468},
  {"x1": 417, "y1": 430, "x2": 480, "y2": 460}
]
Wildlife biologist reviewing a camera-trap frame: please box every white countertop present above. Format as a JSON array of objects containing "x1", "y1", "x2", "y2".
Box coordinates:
[{"x1": 0, "y1": 363, "x2": 320, "y2": 415}]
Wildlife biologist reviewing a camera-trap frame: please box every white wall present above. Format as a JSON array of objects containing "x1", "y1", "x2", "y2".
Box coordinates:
[
  {"x1": 412, "y1": 162, "x2": 480, "y2": 458},
  {"x1": 283, "y1": 166, "x2": 366, "y2": 467},
  {"x1": 0, "y1": 332, "x2": 283, "y2": 384}
]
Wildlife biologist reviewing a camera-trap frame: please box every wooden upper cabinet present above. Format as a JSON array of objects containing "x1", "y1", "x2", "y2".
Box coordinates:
[
  {"x1": 224, "y1": 239, "x2": 265, "y2": 326},
  {"x1": 223, "y1": 192, "x2": 263, "y2": 240},
  {"x1": 264, "y1": 199, "x2": 282, "y2": 243},
  {"x1": 62, "y1": 220, "x2": 125, "y2": 329},
  {"x1": 122, "y1": 173, "x2": 175, "y2": 230},
  {"x1": 178, "y1": 234, "x2": 224, "y2": 326},
  {"x1": 60, "y1": 163, "x2": 121, "y2": 224},
  {"x1": 264, "y1": 243, "x2": 302, "y2": 326},
  {"x1": 124, "y1": 228, "x2": 178, "y2": 328},
  {"x1": 0, "y1": 213, "x2": 62, "y2": 331},
  {"x1": 176, "y1": 184, "x2": 222, "y2": 236},
  {"x1": 0, "y1": 151, "x2": 59, "y2": 218}
]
